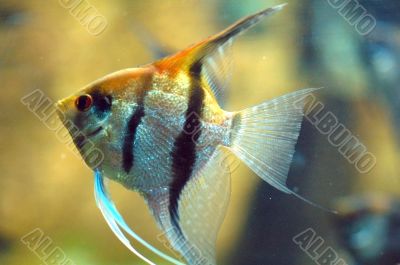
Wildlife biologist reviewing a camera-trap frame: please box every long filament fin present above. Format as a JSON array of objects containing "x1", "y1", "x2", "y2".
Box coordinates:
[{"x1": 94, "y1": 170, "x2": 186, "y2": 265}]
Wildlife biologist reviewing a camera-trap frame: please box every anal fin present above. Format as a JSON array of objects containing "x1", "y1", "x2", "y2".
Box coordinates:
[{"x1": 144, "y1": 147, "x2": 231, "y2": 265}]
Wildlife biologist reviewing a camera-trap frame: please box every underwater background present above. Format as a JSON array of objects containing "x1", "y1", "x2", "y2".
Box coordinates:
[{"x1": 1, "y1": 0, "x2": 399, "y2": 264}]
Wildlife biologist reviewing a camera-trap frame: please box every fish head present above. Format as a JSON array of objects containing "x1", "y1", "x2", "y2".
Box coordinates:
[
  {"x1": 56, "y1": 67, "x2": 154, "y2": 170},
  {"x1": 56, "y1": 85, "x2": 111, "y2": 136}
]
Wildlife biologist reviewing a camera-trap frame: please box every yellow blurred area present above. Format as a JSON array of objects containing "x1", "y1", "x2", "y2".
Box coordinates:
[{"x1": 0, "y1": 0, "x2": 399, "y2": 265}]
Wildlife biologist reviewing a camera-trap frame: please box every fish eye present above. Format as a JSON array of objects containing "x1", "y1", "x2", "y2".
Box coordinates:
[{"x1": 75, "y1": 94, "x2": 93, "y2": 112}]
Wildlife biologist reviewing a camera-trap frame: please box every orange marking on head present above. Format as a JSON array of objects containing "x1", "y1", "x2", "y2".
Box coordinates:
[{"x1": 92, "y1": 67, "x2": 155, "y2": 92}]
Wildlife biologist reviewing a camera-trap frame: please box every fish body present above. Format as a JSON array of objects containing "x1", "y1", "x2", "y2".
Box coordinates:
[
  {"x1": 57, "y1": 4, "x2": 319, "y2": 265},
  {"x1": 58, "y1": 64, "x2": 230, "y2": 191}
]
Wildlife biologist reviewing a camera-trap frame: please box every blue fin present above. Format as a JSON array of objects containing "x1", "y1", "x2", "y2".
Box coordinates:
[{"x1": 94, "y1": 169, "x2": 185, "y2": 265}]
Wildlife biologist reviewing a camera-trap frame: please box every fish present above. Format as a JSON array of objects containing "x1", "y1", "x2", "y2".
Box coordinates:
[{"x1": 56, "y1": 4, "x2": 323, "y2": 265}]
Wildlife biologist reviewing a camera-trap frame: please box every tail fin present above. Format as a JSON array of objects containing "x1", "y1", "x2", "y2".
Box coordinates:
[{"x1": 228, "y1": 88, "x2": 336, "y2": 213}]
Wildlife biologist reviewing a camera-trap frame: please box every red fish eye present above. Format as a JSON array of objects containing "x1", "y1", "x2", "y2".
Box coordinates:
[{"x1": 75, "y1": 94, "x2": 93, "y2": 112}]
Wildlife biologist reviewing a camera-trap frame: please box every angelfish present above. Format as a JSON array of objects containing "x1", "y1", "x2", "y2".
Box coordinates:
[{"x1": 56, "y1": 4, "x2": 320, "y2": 265}]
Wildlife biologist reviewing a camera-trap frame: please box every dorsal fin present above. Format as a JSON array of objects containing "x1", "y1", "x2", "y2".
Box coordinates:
[{"x1": 153, "y1": 4, "x2": 287, "y2": 105}]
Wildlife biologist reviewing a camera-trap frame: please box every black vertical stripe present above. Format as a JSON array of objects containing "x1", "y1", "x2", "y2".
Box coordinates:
[
  {"x1": 122, "y1": 106, "x2": 145, "y2": 173},
  {"x1": 169, "y1": 61, "x2": 205, "y2": 230},
  {"x1": 122, "y1": 77, "x2": 152, "y2": 174}
]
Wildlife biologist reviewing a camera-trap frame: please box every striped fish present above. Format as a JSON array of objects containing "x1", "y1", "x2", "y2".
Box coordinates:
[{"x1": 56, "y1": 4, "x2": 322, "y2": 265}]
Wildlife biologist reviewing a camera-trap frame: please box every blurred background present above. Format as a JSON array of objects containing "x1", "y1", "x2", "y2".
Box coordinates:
[{"x1": 1, "y1": 0, "x2": 399, "y2": 264}]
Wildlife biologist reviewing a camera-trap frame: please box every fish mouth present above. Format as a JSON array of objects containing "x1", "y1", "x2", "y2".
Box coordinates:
[
  {"x1": 74, "y1": 126, "x2": 104, "y2": 150},
  {"x1": 86, "y1": 126, "x2": 104, "y2": 137}
]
